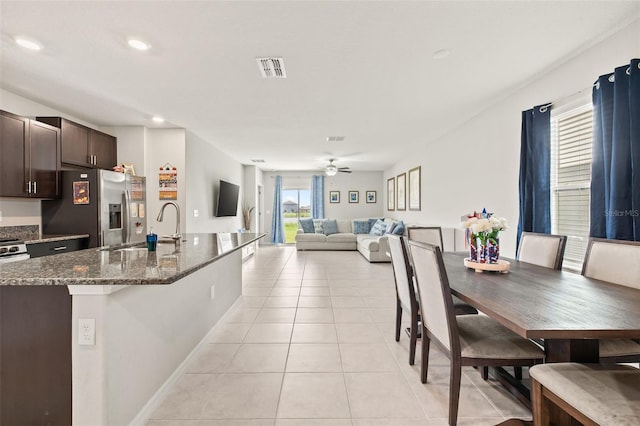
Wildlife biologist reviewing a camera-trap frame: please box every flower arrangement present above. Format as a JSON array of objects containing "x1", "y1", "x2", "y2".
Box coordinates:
[
  {"x1": 461, "y1": 209, "x2": 508, "y2": 263},
  {"x1": 242, "y1": 205, "x2": 255, "y2": 231}
]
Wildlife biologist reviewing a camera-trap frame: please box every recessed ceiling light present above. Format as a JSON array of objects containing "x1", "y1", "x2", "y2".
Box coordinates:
[
  {"x1": 128, "y1": 38, "x2": 151, "y2": 51},
  {"x1": 152, "y1": 116, "x2": 165, "y2": 123},
  {"x1": 432, "y1": 49, "x2": 451, "y2": 60},
  {"x1": 15, "y1": 37, "x2": 42, "y2": 51}
]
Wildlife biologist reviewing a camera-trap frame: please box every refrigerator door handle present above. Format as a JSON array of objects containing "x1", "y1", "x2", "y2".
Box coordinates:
[{"x1": 123, "y1": 189, "x2": 132, "y2": 243}]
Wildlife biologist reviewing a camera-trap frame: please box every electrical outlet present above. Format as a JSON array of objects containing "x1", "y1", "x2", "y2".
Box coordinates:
[
  {"x1": 210, "y1": 284, "x2": 215, "y2": 300},
  {"x1": 78, "y1": 318, "x2": 96, "y2": 346}
]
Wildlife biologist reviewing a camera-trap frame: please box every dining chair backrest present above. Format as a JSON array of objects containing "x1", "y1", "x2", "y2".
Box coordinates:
[
  {"x1": 582, "y1": 238, "x2": 640, "y2": 290},
  {"x1": 407, "y1": 226, "x2": 444, "y2": 250},
  {"x1": 517, "y1": 232, "x2": 567, "y2": 270},
  {"x1": 408, "y1": 240, "x2": 457, "y2": 353},
  {"x1": 388, "y1": 234, "x2": 416, "y2": 311}
]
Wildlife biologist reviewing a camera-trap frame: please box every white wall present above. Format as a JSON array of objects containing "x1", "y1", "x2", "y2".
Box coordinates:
[
  {"x1": 144, "y1": 128, "x2": 187, "y2": 237},
  {"x1": 242, "y1": 165, "x2": 259, "y2": 231},
  {"x1": 102, "y1": 126, "x2": 147, "y2": 177},
  {"x1": 324, "y1": 171, "x2": 384, "y2": 219},
  {"x1": 384, "y1": 21, "x2": 640, "y2": 258},
  {"x1": 185, "y1": 131, "x2": 243, "y2": 233}
]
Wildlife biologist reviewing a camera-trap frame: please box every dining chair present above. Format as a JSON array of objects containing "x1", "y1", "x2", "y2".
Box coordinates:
[
  {"x1": 388, "y1": 235, "x2": 477, "y2": 366},
  {"x1": 530, "y1": 363, "x2": 640, "y2": 426},
  {"x1": 407, "y1": 240, "x2": 544, "y2": 426},
  {"x1": 582, "y1": 237, "x2": 640, "y2": 363},
  {"x1": 517, "y1": 231, "x2": 567, "y2": 270},
  {"x1": 508, "y1": 232, "x2": 567, "y2": 380},
  {"x1": 407, "y1": 226, "x2": 444, "y2": 250}
]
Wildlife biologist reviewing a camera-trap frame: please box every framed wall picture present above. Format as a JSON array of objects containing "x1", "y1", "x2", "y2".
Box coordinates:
[
  {"x1": 330, "y1": 191, "x2": 340, "y2": 203},
  {"x1": 396, "y1": 172, "x2": 406, "y2": 211},
  {"x1": 408, "y1": 166, "x2": 421, "y2": 211},
  {"x1": 387, "y1": 177, "x2": 395, "y2": 211},
  {"x1": 349, "y1": 190, "x2": 359, "y2": 203},
  {"x1": 366, "y1": 190, "x2": 376, "y2": 203}
]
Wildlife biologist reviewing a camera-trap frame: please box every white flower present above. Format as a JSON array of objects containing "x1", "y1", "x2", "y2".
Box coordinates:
[
  {"x1": 461, "y1": 217, "x2": 478, "y2": 229},
  {"x1": 460, "y1": 211, "x2": 508, "y2": 234},
  {"x1": 471, "y1": 219, "x2": 491, "y2": 234}
]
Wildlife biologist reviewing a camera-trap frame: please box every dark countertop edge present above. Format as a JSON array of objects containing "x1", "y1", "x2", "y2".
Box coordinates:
[
  {"x1": 25, "y1": 234, "x2": 90, "y2": 244},
  {"x1": 2, "y1": 234, "x2": 264, "y2": 286}
]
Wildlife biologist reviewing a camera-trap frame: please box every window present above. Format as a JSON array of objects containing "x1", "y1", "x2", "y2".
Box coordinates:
[{"x1": 550, "y1": 104, "x2": 593, "y2": 271}]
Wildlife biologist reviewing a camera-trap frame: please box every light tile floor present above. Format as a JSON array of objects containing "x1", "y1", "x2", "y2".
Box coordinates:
[{"x1": 148, "y1": 246, "x2": 532, "y2": 425}]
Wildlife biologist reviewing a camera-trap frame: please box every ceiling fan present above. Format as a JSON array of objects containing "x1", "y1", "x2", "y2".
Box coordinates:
[{"x1": 324, "y1": 159, "x2": 351, "y2": 176}]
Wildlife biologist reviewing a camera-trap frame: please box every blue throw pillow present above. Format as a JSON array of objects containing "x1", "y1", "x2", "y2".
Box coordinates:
[
  {"x1": 384, "y1": 221, "x2": 397, "y2": 235},
  {"x1": 392, "y1": 220, "x2": 405, "y2": 235},
  {"x1": 323, "y1": 219, "x2": 339, "y2": 235},
  {"x1": 369, "y1": 219, "x2": 387, "y2": 236},
  {"x1": 368, "y1": 218, "x2": 382, "y2": 229},
  {"x1": 299, "y1": 218, "x2": 314, "y2": 233},
  {"x1": 353, "y1": 220, "x2": 371, "y2": 234}
]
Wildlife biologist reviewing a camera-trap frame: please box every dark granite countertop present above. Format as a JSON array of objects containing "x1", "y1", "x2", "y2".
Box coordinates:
[
  {"x1": 0, "y1": 233, "x2": 264, "y2": 286},
  {"x1": 25, "y1": 234, "x2": 90, "y2": 244}
]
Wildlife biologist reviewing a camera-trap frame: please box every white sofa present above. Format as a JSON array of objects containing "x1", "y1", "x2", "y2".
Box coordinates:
[
  {"x1": 295, "y1": 219, "x2": 357, "y2": 251},
  {"x1": 295, "y1": 218, "x2": 399, "y2": 262}
]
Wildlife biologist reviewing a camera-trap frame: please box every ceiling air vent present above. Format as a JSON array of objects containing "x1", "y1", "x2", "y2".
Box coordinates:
[
  {"x1": 251, "y1": 159, "x2": 266, "y2": 163},
  {"x1": 257, "y1": 58, "x2": 286, "y2": 78}
]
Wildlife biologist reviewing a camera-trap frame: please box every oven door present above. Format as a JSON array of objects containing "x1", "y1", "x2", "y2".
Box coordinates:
[{"x1": 0, "y1": 253, "x2": 31, "y2": 264}]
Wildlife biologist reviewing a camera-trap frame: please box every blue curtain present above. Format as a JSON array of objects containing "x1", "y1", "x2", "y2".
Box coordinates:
[
  {"x1": 591, "y1": 59, "x2": 640, "y2": 241},
  {"x1": 311, "y1": 175, "x2": 324, "y2": 218},
  {"x1": 270, "y1": 176, "x2": 285, "y2": 244},
  {"x1": 517, "y1": 103, "x2": 552, "y2": 250}
]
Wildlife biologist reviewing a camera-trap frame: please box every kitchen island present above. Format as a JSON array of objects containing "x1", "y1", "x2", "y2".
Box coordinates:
[{"x1": 0, "y1": 232, "x2": 264, "y2": 426}]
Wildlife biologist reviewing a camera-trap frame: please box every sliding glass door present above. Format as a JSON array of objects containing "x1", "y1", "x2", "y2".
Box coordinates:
[{"x1": 282, "y1": 188, "x2": 311, "y2": 243}]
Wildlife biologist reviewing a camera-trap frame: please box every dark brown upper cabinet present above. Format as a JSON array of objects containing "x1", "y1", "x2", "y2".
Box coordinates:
[
  {"x1": 36, "y1": 117, "x2": 117, "y2": 170},
  {"x1": 0, "y1": 110, "x2": 60, "y2": 199}
]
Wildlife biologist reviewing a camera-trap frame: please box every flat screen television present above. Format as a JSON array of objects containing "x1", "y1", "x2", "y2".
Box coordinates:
[{"x1": 215, "y1": 180, "x2": 240, "y2": 217}]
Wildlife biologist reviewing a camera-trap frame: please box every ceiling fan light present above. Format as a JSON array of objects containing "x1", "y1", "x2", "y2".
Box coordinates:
[{"x1": 325, "y1": 165, "x2": 338, "y2": 176}]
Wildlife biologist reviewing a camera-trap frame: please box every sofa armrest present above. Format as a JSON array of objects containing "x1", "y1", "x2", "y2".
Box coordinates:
[{"x1": 377, "y1": 235, "x2": 391, "y2": 259}]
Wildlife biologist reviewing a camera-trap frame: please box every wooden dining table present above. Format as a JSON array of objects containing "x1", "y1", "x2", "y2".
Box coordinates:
[
  {"x1": 443, "y1": 252, "x2": 640, "y2": 364},
  {"x1": 441, "y1": 252, "x2": 640, "y2": 424}
]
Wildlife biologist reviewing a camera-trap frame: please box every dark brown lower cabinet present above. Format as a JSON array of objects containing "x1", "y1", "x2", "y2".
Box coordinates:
[{"x1": 0, "y1": 286, "x2": 72, "y2": 425}]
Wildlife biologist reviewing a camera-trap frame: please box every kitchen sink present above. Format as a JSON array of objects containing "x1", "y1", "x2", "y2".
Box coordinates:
[{"x1": 115, "y1": 247, "x2": 149, "y2": 252}]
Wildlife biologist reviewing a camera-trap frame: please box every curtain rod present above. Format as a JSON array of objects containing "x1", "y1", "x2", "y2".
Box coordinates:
[{"x1": 539, "y1": 82, "x2": 599, "y2": 112}]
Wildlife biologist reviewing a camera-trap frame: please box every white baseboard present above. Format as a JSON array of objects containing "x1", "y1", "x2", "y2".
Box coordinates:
[{"x1": 129, "y1": 297, "x2": 243, "y2": 426}]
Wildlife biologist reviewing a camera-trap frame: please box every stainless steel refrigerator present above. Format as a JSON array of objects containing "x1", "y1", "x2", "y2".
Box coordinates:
[{"x1": 42, "y1": 169, "x2": 147, "y2": 248}]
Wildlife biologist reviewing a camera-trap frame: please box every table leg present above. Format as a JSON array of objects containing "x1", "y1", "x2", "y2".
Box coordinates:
[{"x1": 544, "y1": 339, "x2": 599, "y2": 363}]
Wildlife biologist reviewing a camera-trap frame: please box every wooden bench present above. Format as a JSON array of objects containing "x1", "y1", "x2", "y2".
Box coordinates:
[{"x1": 530, "y1": 363, "x2": 640, "y2": 425}]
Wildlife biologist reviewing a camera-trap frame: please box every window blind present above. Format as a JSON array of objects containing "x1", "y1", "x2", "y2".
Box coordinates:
[{"x1": 550, "y1": 105, "x2": 593, "y2": 270}]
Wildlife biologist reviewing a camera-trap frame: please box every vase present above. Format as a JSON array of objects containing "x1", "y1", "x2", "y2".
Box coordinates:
[
  {"x1": 478, "y1": 241, "x2": 488, "y2": 263},
  {"x1": 469, "y1": 234, "x2": 478, "y2": 262},
  {"x1": 487, "y1": 238, "x2": 499, "y2": 263}
]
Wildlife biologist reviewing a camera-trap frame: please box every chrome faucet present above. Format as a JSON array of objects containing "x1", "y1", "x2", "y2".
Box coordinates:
[{"x1": 156, "y1": 202, "x2": 181, "y2": 240}]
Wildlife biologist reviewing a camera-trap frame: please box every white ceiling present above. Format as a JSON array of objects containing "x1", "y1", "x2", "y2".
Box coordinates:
[{"x1": 2, "y1": 1, "x2": 639, "y2": 172}]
